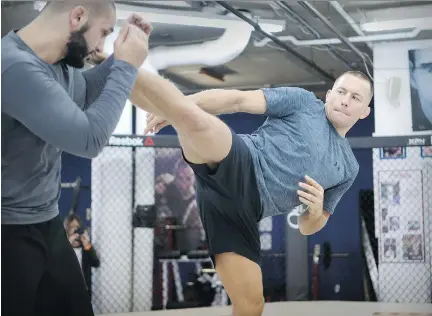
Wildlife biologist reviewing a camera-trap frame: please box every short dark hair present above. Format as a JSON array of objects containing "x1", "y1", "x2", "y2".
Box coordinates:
[
  {"x1": 335, "y1": 70, "x2": 374, "y2": 99},
  {"x1": 65, "y1": 213, "x2": 82, "y2": 226},
  {"x1": 43, "y1": 1, "x2": 115, "y2": 16},
  {"x1": 174, "y1": 157, "x2": 190, "y2": 173}
]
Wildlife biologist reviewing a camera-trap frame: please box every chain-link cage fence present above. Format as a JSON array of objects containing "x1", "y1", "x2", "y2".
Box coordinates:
[
  {"x1": 85, "y1": 136, "x2": 289, "y2": 313},
  {"x1": 360, "y1": 145, "x2": 432, "y2": 304},
  {"x1": 89, "y1": 139, "x2": 225, "y2": 314},
  {"x1": 73, "y1": 134, "x2": 431, "y2": 314}
]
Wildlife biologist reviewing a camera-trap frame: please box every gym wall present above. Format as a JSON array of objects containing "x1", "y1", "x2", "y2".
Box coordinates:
[{"x1": 373, "y1": 39, "x2": 432, "y2": 136}]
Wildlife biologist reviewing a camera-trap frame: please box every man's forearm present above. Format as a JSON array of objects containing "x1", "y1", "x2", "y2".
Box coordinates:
[
  {"x1": 187, "y1": 89, "x2": 241, "y2": 115},
  {"x1": 298, "y1": 210, "x2": 329, "y2": 235},
  {"x1": 82, "y1": 54, "x2": 115, "y2": 107}
]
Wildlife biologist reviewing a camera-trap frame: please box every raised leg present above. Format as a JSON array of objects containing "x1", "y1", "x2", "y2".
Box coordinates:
[
  {"x1": 132, "y1": 70, "x2": 233, "y2": 165},
  {"x1": 136, "y1": 72, "x2": 266, "y2": 315},
  {"x1": 173, "y1": 107, "x2": 233, "y2": 166}
]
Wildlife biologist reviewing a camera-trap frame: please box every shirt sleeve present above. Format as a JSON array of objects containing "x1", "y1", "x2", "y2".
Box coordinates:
[
  {"x1": 323, "y1": 172, "x2": 357, "y2": 215},
  {"x1": 81, "y1": 54, "x2": 115, "y2": 108},
  {"x1": 1, "y1": 59, "x2": 137, "y2": 158},
  {"x1": 261, "y1": 87, "x2": 316, "y2": 118}
]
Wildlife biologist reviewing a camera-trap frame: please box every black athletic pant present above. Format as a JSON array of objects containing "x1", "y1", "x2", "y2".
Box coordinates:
[
  {"x1": 184, "y1": 129, "x2": 263, "y2": 267},
  {"x1": 1, "y1": 215, "x2": 94, "y2": 316}
]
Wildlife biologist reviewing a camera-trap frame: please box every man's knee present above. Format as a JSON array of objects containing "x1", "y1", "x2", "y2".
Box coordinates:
[
  {"x1": 215, "y1": 252, "x2": 264, "y2": 316},
  {"x1": 172, "y1": 107, "x2": 214, "y2": 135},
  {"x1": 176, "y1": 112, "x2": 232, "y2": 165},
  {"x1": 233, "y1": 291, "x2": 264, "y2": 316}
]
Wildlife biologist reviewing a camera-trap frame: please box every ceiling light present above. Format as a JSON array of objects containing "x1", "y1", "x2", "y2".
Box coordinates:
[{"x1": 361, "y1": 18, "x2": 432, "y2": 32}]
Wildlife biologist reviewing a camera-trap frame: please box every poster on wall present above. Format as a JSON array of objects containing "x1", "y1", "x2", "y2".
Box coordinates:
[
  {"x1": 409, "y1": 46, "x2": 432, "y2": 131},
  {"x1": 421, "y1": 146, "x2": 432, "y2": 158},
  {"x1": 379, "y1": 169, "x2": 424, "y2": 263},
  {"x1": 153, "y1": 148, "x2": 205, "y2": 253},
  {"x1": 380, "y1": 147, "x2": 406, "y2": 160}
]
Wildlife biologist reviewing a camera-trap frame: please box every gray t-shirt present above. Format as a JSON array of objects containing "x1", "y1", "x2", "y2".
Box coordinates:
[
  {"x1": 240, "y1": 87, "x2": 359, "y2": 219},
  {"x1": 1, "y1": 30, "x2": 138, "y2": 225}
]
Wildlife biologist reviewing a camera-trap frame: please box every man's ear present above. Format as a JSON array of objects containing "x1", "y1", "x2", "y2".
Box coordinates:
[
  {"x1": 325, "y1": 89, "x2": 331, "y2": 103},
  {"x1": 360, "y1": 106, "x2": 371, "y2": 120},
  {"x1": 69, "y1": 6, "x2": 88, "y2": 31}
]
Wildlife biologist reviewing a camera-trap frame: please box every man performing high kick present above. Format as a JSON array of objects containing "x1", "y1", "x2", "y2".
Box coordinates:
[{"x1": 130, "y1": 62, "x2": 373, "y2": 315}]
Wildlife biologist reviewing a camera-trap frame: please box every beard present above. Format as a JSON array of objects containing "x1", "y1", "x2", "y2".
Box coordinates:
[{"x1": 63, "y1": 23, "x2": 92, "y2": 69}]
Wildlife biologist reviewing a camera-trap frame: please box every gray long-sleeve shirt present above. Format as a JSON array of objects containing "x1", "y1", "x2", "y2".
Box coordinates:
[{"x1": 1, "y1": 30, "x2": 138, "y2": 225}]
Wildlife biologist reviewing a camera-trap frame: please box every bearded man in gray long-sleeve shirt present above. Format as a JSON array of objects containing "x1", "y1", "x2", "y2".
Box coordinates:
[{"x1": 1, "y1": 2, "x2": 151, "y2": 315}]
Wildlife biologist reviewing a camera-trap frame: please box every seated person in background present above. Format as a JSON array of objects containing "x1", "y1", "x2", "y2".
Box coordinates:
[
  {"x1": 155, "y1": 159, "x2": 205, "y2": 252},
  {"x1": 64, "y1": 214, "x2": 100, "y2": 299}
]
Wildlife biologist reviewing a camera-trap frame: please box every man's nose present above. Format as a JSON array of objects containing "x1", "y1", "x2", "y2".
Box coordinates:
[
  {"x1": 342, "y1": 95, "x2": 350, "y2": 107},
  {"x1": 96, "y1": 40, "x2": 106, "y2": 54}
]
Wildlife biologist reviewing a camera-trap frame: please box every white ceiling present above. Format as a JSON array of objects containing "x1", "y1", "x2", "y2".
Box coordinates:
[{"x1": 2, "y1": 0, "x2": 432, "y2": 97}]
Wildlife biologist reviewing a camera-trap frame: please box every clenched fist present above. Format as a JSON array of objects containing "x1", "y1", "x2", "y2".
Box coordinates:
[
  {"x1": 114, "y1": 20, "x2": 151, "y2": 69},
  {"x1": 297, "y1": 175, "x2": 324, "y2": 218},
  {"x1": 127, "y1": 13, "x2": 153, "y2": 36}
]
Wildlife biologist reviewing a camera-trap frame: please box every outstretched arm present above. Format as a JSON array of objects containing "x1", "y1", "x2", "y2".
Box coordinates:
[
  {"x1": 187, "y1": 89, "x2": 267, "y2": 115},
  {"x1": 128, "y1": 73, "x2": 266, "y2": 115},
  {"x1": 137, "y1": 87, "x2": 266, "y2": 134},
  {"x1": 125, "y1": 67, "x2": 317, "y2": 133},
  {"x1": 189, "y1": 86, "x2": 315, "y2": 117}
]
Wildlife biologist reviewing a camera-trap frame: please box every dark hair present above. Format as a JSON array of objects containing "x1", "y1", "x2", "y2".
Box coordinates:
[
  {"x1": 174, "y1": 157, "x2": 189, "y2": 173},
  {"x1": 65, "y1": 213, "x2": 82, "y2": 226},
  {"x1": 336, "y1": 70, "x2": 374, "y2": 99}
]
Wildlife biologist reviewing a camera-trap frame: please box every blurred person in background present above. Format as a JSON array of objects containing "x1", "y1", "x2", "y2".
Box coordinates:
[
  {"x1": 155, "y1": 158, "x2": 205, "y2": 251},
  {"x1": 64, "y1": 214, "x2": 100, "y2": 300}
]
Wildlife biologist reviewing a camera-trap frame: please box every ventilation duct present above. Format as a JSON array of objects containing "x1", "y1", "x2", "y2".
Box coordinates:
[
  {"x1": 114, "y1": 5, "x2": 284, "y2": 70},
  {"x1": 147, "y1": 22, "x2": 253, "y2": 70}
]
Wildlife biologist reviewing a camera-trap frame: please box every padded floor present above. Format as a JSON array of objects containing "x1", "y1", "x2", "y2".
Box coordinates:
[{"x1": 98, "y1": 301, "x2": 432, "y2": 316}]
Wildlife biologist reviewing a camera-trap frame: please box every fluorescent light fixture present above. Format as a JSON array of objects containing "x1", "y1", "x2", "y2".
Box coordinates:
[
  {"x1": 34, "y1": 1, "x2": 47, "y2": 11},
  {"x1": 257, "y1": 22, "x2": 285, "y2": 34},
  {"x1": 137, "y1": 1, "x2": 193, "y2": 8},
  {"x1": 361, "y1": 18, "x2": 432, "y2": 32},
  {"x1": 116, "y1": 5, "x2": 285, "y2": 33}
]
